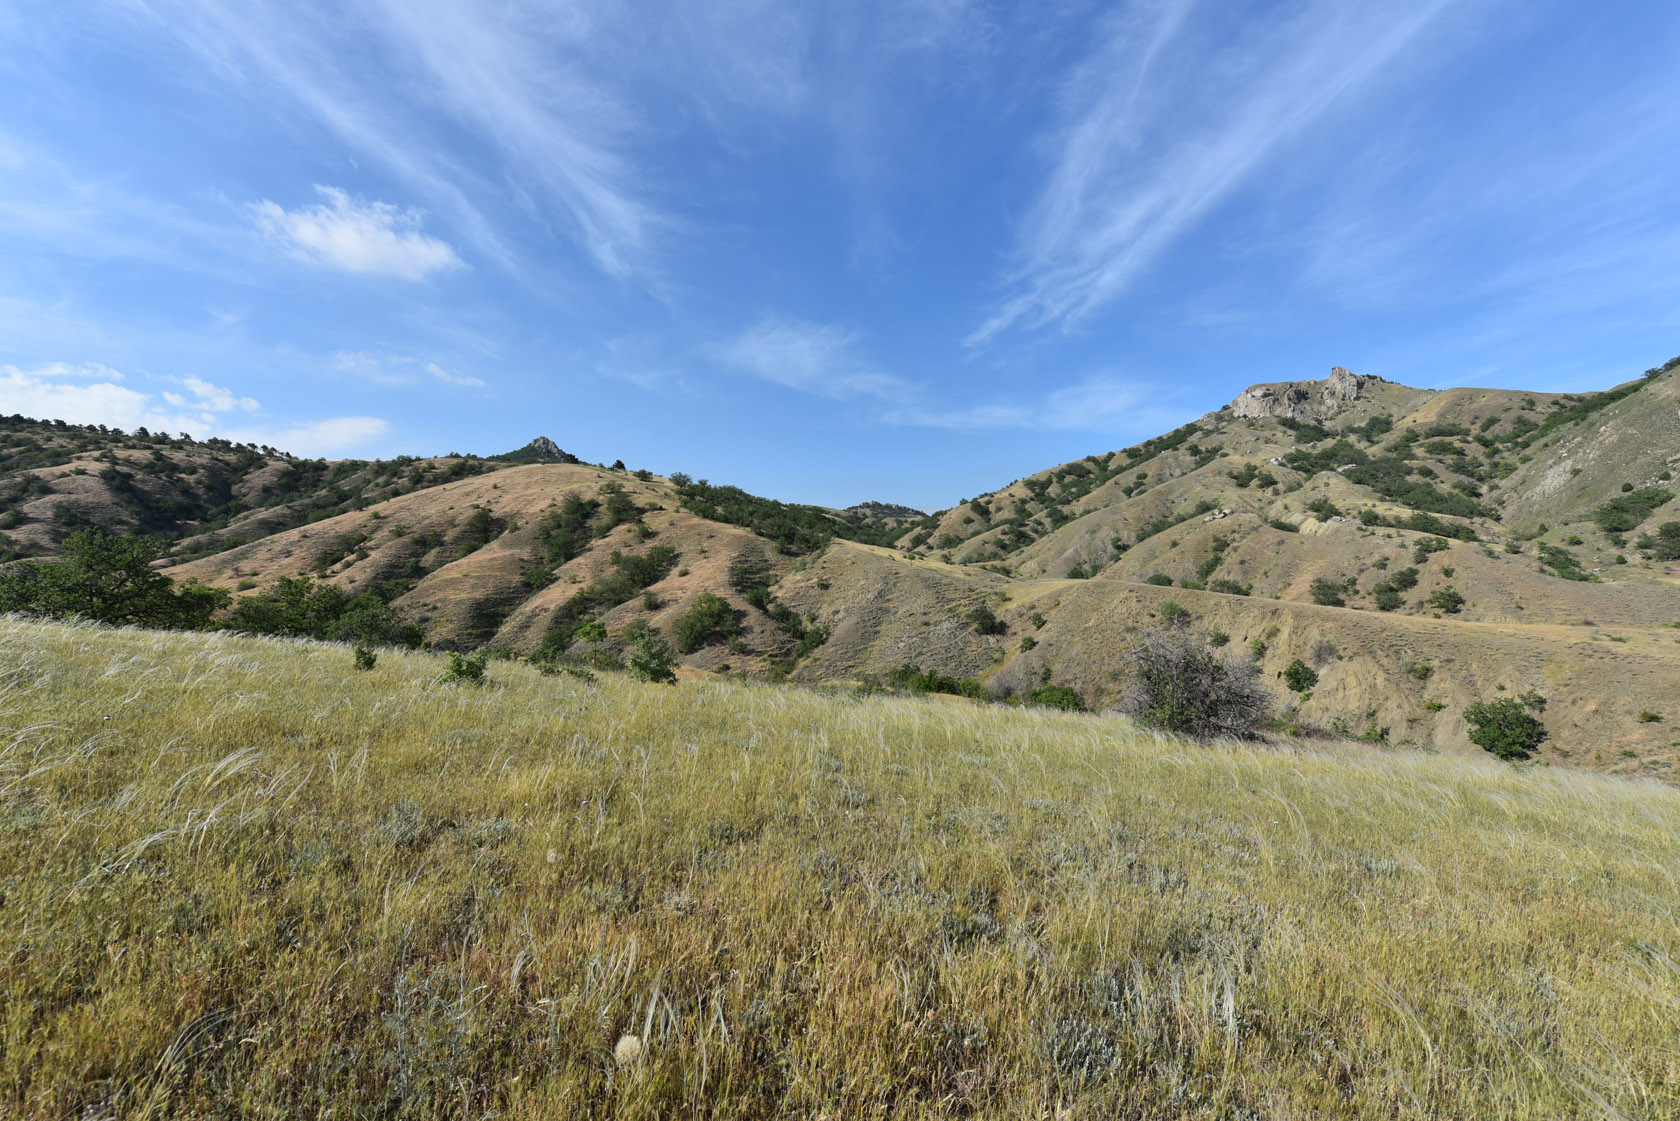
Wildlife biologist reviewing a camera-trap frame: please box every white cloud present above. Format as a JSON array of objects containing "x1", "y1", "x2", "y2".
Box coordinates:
[
  {"x1": 0, "y1": 361, "x2": 387, "y2": 455},
  {"x1": 2, "y1": 362, "x2": 230, "y2": 433},
  {"x1": 425, "y1": 362, "x2": 484, "y2": 388},
  {"x1": 972, "y1": 0, "x2": 1457, "y2": 344},
  {"x1": 220, "y1": 416, "x2": 390, "y2": 457},
  {"x1": 251, "y1": 185, "x2": 462, "y2": 280},
  {"x1": 163, "y1": 375, "x2": 260, "y2": 413},
  {"x1": 716, "y1": 315, "x2": 913, "y2": 400}
]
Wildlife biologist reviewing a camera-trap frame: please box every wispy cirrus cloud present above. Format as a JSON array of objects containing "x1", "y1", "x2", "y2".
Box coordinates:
[
  {"x1": 972, "y1": 0, "x2": 1459, "y2": 345},
  {"x1": 332, "y1": 351, "x2": 485, "y2": 388},
  {"x1": 715, "y1": 315, "x2": 914, "y2": 401},
  {"x1": 887, "y1": 374, "x2": 1177, "y2": 433},
  {"x1": 136, "y1": 0, "x2": 659, "y2": 280},
  {"x1": 251, "y1": 186, "x2": 461, "y2": 280}
]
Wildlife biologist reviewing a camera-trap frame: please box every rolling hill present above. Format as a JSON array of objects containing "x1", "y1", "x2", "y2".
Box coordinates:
[{"x1": 4, "y1": 354, "x2": 1678, "y2": 775}]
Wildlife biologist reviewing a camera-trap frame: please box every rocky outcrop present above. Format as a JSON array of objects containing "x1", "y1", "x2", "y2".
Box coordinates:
[{"x1": 1214, "y1": 367, "x2": 1382, "y2": 423}]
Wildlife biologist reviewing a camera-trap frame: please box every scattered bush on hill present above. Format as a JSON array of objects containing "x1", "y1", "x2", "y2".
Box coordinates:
[
  {"x1": 1465, "y1": 692, "x2": 1548, "y2": 760},
  {"x1": 886, "y1": 664, "x2": 986, "y2": 700},
  {"x1": 1635, "y1": 521, "x2": 1680, "y2": 561},
  {"x1": 966, "y1": 604, "x2": 1005, "y2": 635},
  {"x1": 1428, "y1": 586, "x2": 1466, "y2": 614},
  {"x1": 1120, "y1": 630, "x2": 1273, "y2": 739},
  {"x1": 675, "y1": 592, "x2": 740, "y2": 653},
  {"x1": 1018, "y1": 685, "x2": 1086, "y2": 712},
  {"x1": 1594, "y1": 488, "x2": 1673, "y2": 533},
  {"x1": 1309, "y1": 577, "x2": 1346, "y2": 607},
  {"x1": 438, "y1": 649, "x2": 488, "y2": 684},
  {"x1": 227, "y1": 576, "x2": 423, "y2": 647}
]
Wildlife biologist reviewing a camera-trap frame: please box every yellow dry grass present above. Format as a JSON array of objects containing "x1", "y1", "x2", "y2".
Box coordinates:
[{"x1": 4, "y1": 615, "x2": 1680, "y2": 1118}]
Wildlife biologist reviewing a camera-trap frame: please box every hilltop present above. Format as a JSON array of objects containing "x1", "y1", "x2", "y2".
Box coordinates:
[{"x1": 3, "y1": 353, "x2": 1678, "y2": 774}]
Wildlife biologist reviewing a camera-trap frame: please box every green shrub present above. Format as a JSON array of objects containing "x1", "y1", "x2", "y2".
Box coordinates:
[
  {"x1": 1283, "y1": 659, "x2": 1318, "y2": 693},
  {"x1": 966, "y1": 604, "x2": 1005, "y2": 635},
  {"x1": 1309, "y1": 577, "x2": 1345, "y2": 607},
  {"x1": 1019, "y1": 635, "x2": 1037, "y2": 652},
  {"x1": 674, "y1": 593, "x2": 740, "y2": 654},
  {"x1": 353, "y1": 645, "x2": 377, "y2": 672},
  {"x1": 1209, "y1": 578, "x2": 1251, "y2": 596},
  {"x1": 1465, "y1": 694, "x2": 1547, "y2": 760},
  {"x1": 1158, "y1": 600, "x2": 1190, "y2": 628},
  {"x1": 1638, "y1": 710, "x2": 1664, "y2": 723},
  {"x1": 439, "y1": 650, "x2": 488, "y2": 684},
  {"x1": 1019, "y1": 685, "x2": 1085, "y2": 712},
  {"x1": 624, "y1": 620, "x2": 677, "y2": 684},
  {"x1": 1144, "y1": 573, "x2": 1173, "y2": 586},
  {"x1": 1594, "y1": 488, "x2": 1672, "y2": 532}
]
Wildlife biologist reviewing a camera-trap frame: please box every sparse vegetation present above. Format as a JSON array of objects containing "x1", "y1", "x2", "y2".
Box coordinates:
[{"x1": 1282, "y1": 659, "x2": 1318, "y2": 694}]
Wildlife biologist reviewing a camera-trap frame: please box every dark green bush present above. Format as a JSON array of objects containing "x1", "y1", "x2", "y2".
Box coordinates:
[
  {"x1": 1465, "y1": 693, "x2": 1547, "y2": 760},
  {"x1": 1283, "y1": 659, "x2": 1318, "y2": 693},
  {"x1": 674, "y1": 592, "x2": 739, "y2": 654}
]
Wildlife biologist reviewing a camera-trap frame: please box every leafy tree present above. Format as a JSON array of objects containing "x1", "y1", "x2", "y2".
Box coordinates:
[
  {"x1": 1427, "y1": 586, "x2": 1465, "y2": 614},
  {"x1": 674, "y1": 592, "x2": 739, "y2": 653},
  {"x1": 1144, "y1": 573, "x2": 1173, "y2": 586},
  {"x1": 0, "y1": 528, "x2": 227, "y2": 628},
  {"x1": 1282, "y1": 659, "x2": 1318, "y2": 693},
  {"x1": 1120, "y1": 631, "x2": 1272, "y2": 739},
  {"x1": 1371, "y1": 584, "x2": 1404, "y2": 611},
  {"x1": 1465, "y1": 693, "x2": 1548, "y2": 760},
  {"x1": 1158, "y1": 600, "x2": 1191, "y2": 628},
  {"x1": 966, "y1": 603, "x2": 1005, "y2": 635}
]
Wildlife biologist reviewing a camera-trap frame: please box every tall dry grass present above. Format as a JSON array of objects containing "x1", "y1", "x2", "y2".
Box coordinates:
[{"x1": 2, "y1": 614, "x2": 1679, "y2": 1118}]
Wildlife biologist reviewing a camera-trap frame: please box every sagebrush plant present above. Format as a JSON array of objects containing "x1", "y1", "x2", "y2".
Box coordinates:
[
  {"x1": 1120, "y1": 630, "x2": 1272, "y2": 739},
  {"x1": 4, "y1": 617, "x2": 1680, "y2": 1118}
]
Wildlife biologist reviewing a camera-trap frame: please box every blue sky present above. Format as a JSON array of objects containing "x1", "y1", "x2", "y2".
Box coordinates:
[{"x1": 3, "y1": 1, "x2": 1679, "y2": 511}]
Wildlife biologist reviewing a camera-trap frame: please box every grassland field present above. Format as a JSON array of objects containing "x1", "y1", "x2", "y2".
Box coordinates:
[{"x1": 3, "y1": 616, "x2": 1680, "y2": 1118}]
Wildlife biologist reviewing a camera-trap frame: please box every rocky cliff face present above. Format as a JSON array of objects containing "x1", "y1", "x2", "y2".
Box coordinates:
[{"x1": 1215, "y1": 367, "x2": 1390, "y2": 422}]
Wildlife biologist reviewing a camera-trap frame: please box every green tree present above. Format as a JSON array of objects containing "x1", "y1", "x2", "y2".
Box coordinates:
[
  {"x1": 0, "y1": 528, "x2": 227, "y2": 628},
  {"x1": 1283, "y1": 659, "x2": 1318, "y2": 693},
  {"x1": 1427, "y1": 586, "x2": 1465, "y2": 614},
  {"x1": 1464, "y1": 694, "x2": 1548, "y2": 760}
]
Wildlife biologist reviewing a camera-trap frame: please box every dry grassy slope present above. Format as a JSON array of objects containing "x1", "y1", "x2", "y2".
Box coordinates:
[
  {"x1": 168, "y1": 465, "x2": 815, "y2": 664},
  {"x1": 1498, "y1": 371, "x2": 1680, "y2": 532},
  {"x1": 769, "y1": 542, "x2": 1680, "y2": 773}
]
